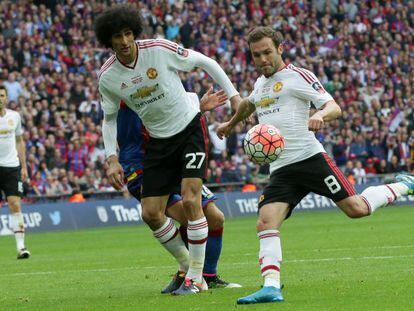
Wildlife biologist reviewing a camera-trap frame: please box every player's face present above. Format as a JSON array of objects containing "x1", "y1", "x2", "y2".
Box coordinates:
[
  {"x1": 111, "y1": 28, "x2": 136, "y2": 63},
  {"x1": 250, "y1": 37, "x2": 284, "y2": 78},
  {"x1": 0, "y1": 89, "x2": 7, "y2": 109}
]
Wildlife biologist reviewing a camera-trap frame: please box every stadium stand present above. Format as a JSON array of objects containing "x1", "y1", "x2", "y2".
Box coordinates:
[{"x1": 0, "y1": 0, "x2": 413, "y2": 201}]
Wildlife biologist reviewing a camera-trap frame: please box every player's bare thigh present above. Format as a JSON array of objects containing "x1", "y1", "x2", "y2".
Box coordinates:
[
  {"x1": 7, "y1": 195, "x2": 22, "y2": 213},
  {"x1": 335, "y1": 195, "x2": 369, "y2": 218},
  {"x1": 257, "y1": 202, "x2": 290, "y2": 231}
]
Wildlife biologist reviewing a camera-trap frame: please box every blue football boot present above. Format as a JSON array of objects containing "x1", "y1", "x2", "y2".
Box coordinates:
[
  {"x1": 236, "y1": 286, "x2": 284, "y2": 304},
  {"x1": 396, "y1": 174, "x2": 414, "y2": 195}
]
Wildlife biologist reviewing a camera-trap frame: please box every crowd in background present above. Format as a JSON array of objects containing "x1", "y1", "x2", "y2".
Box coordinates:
[{"x1": 0, "y1": 0, "x2": 413, "y2": 199}]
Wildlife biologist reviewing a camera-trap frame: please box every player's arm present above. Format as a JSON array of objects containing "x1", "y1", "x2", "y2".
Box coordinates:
[
  {"x1": 163, "y1": 41, "x2": 241, "y2": 110},
  {"x1": 102, "y1": 112, "x2": 125, "y2": 191},
  {"x1": 291, "y1": 69, "x2": 340, "y2": 132},
  {"x1": 99, "y1": 81, "x2": 124, "y2": 191},
  {"x1": 190, "y1": 51, "x2": 241, "y2": 110},
  {"x1": 15, "y1": 135, "x2": 28, "y2": 181},
  {"x1": 216, "y1": 97, "x2": 255, "y2": 139},
  {"x1": 308, "y1": 100, "x2": 342, "y2": 132}
]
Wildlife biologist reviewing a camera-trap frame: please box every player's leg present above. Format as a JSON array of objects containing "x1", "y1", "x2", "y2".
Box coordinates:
[
  {"x1": 315, "y1": 153, "x2": 413, "y2": 217},
  {"x1": 159, "y1": 194, "x2": 189, "y2": 294},
  {"x1": 2, "y1": 166, "x2": 29, "y2": 259},
  {"x1": 172, "y1": 114, "x2": 210, "y2": 295},
  {"x1": 237, "y1": 164, "x2": 308, "y2": 304},
  {"x1": 7, "y1": 195, "x2": 30, "y2": 259},
  {"x1": 237, "y1": 202, "x2": 288, "y2": 304},
  {"x1": 175, "y1": 177, "x2": 208, "y2": 294},
  {"x1": 129, "y1": 173, "x2": 190, "y2": 291}
]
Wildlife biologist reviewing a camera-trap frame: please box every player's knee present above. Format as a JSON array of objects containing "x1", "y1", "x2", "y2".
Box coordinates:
[
  {"x1": 256, "y1": 217, "x2": 268, "y2": 232},
  {"x1": 141, "y1": 208, "x2": 164, "y2": 226},
  {"x1": 344, "y1": 203, "x2": 368, "y2": 219},
  {"x1": 8, "y1": 199, "x2": 21, "y2": 213},
  {"x1": 182, "y1": 196, "x2": 199, "y2": 210}
]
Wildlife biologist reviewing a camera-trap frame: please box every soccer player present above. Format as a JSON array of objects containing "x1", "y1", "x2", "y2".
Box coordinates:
[
  {"x1": 94, "y1": 5, "x2": 241, "y2": 295},
  {"x1": 0, "y1": 85, "x2": 30, "y2": 259},
  {"x1": 118, "y1": 89, "x2": 241, "y2": 291},
  {"x1": 216, "y1": 26, "x2": 414, "y2": 304}
]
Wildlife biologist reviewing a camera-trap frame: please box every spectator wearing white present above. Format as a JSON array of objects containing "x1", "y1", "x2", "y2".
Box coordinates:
[{"x1": 3, "y1": 73, "x2": 23, "y2": 102}]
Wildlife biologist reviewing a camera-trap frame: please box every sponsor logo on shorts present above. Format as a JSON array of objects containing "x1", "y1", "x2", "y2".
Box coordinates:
[
  {"x1": 273, "y1": 82, "x2": 283, "y2": 93},
  {"x1": 120, "y1": 82, "x2": 128, "y2": 90},
  {"x1": 146, "y1": 67, "x2": 158, "y2": 79}
]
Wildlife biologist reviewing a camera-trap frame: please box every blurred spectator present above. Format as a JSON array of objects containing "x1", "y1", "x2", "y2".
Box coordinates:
[{"x1": 0, "y1": 0, "x2": 412, "y2": 198}]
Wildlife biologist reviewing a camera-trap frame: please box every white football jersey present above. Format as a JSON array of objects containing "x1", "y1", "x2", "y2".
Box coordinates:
[
  {"x1": 248, "y1": 64, "x2": 334, "y2": 173},
  {"x1": 0, "y1": 109, "x2": 22, "y2": 167},
  {"x1": 99, "y1": 39, "x2": 205, "y2": 138}
]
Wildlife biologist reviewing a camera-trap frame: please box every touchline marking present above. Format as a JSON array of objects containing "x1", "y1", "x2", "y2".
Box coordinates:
[{"x1": 5, "y1": 254, "x2": 414, "y2": 277}]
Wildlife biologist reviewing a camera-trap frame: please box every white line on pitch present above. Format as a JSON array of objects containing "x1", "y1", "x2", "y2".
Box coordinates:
[{"x1": 4, "y1": 254, "x2": 414, "y2": 276}]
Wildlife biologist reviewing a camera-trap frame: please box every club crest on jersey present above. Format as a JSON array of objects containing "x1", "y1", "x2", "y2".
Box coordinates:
[
  {"x1": 7, "y1": 119, "x2": 14, "y2": 126},
  {"x1": 311, "y1": 81, "x2": 325, "y2": 94},
  {"x1": 146, "y1": 68, "x2": 158, "y2": 80},
  {"x1": 177, "y1": 46, "x2": 189, "y2": 57},
  {"x1": 130, "y1": 84, "x2": 159, "y2": 100},
  {"x1": 120, "y1": 82, "x2": 128, "y2": 90},
  {"x1": 273, "y1": 82, "x2": 283, "y2": 93},
  {"x1": 259, "y1": 195, "x2": 265, "y2": 203}
]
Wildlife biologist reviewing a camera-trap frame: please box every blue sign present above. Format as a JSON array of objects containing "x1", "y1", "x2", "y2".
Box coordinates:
[{"x1": 0, "y1": 185, "x2": 413, "y2": 235}]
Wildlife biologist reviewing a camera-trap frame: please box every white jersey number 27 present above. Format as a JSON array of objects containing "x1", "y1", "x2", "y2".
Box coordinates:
[{"x1": 185, "y1": 152, "x2": 206, "y2": 169}]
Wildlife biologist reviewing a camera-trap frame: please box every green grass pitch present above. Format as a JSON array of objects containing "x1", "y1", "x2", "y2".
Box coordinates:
[{"x1": 1, "y1": 206, "x2": 413, "y2": 310}]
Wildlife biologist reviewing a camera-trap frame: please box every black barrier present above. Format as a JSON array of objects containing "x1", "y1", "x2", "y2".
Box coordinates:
[{"x1": 0, "y1": 185, "x2": 413, "y2": 235}]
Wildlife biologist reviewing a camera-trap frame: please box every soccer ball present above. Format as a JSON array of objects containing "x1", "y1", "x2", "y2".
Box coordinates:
[{"x1": 243, "y1": 124, "x2": 285, "y2": 165}]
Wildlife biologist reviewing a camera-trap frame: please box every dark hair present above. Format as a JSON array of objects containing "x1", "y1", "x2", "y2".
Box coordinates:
[
  {"x1": 94, "y1": 5, "x2": 143, "y2": 49},
  {"x1": 247, "y1": 26, "x2": 284, "y2": 49},
  {"x1": 0, "y1": 85, "x2": 7, "y2": 95}
]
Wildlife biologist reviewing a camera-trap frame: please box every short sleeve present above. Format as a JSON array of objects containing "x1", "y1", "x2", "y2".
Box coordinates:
[
  {"x1": 292, "y1": 69, "x2": 334, "y2": 109},
  {"x1": 156, "y1": 39, "x2": 196, "y2": 72}
]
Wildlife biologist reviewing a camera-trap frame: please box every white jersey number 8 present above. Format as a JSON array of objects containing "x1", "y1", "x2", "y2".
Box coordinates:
[{"x1": 324, "y1": 175, "x2": 341, "y2": 194}]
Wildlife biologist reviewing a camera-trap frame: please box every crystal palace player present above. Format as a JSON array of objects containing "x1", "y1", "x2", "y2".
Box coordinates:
[
  {"x1": 94, "y1": 5, "x2": 241, "y2": 295},
  {"x1": 217, "y1": 26, "x2": 414, "y2": 304},
  {"x1": 0, "y1": 85, "x2": 30, "y2": 259},
  {"x1": 117, "y1": 90, "x2": 241, "y2": 291}
]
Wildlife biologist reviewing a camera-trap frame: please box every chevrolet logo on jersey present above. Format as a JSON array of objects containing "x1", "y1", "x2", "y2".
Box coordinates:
[
  {"x1": 130, "y1": 84, "x2": 159, "y2": 100},
  {"x1": 256, "y1": 97, "x2": 279, "y2": 109}
]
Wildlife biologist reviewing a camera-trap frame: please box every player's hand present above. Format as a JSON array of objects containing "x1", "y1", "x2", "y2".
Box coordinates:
[
  {"x1": 216, "y1": 121, "x2": 233, "y2": 140},
  {"x1": 308, "y1": 114, "x2": 324, "y2": 132},
  {"x1": 200, "y1": 87, "x2": 228, "y2": 112},
  {"x1": 106, "y1": 156, "x2": 124, "y2": 191},
  {"x1": 21, "y1": 167, "x2": 28, "y2": 182}
]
